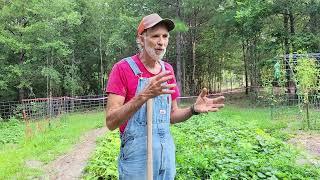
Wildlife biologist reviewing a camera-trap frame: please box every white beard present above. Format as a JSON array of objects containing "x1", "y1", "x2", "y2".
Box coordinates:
[{"x1": 144, "y1": 42, "x2": 166, "y2": 62}]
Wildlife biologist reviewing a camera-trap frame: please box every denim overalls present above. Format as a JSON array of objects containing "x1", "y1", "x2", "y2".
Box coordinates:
[{"x1": 118, "y1": 57, "x2": 176, "y2": 180}]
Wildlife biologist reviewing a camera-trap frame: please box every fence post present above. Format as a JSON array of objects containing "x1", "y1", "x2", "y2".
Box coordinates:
[{"x1": 22, "y1": 110, "x2": 32, "y2": 139}]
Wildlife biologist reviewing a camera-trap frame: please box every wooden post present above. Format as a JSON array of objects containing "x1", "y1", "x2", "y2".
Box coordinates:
[
  {"x1": 22, "y1": 110, "x2": 32, "y2": 139},
  {"x1": 147, "y1": 99, "x2": 153, "y2": 180}
]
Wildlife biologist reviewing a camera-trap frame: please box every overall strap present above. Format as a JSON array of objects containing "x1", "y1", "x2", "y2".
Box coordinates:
[
  {"x1": 125, "y1": 57, "x2": 142, "y2": 76},
  {"x1": 159, "y1": 60, "x2": 166, "y2": 72}
]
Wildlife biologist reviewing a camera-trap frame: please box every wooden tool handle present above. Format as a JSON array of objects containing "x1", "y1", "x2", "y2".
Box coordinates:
[{"x1": 147, "y1": 99, "x2": 153, "y2": 180}]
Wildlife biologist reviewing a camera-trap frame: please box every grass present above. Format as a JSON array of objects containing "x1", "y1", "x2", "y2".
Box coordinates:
[
  {"x1": 0, "y1": 112, "x2": 104, "y2": 179},
  {"x1": 83, "y1": 104, "x2": 320, "y2": 179}
]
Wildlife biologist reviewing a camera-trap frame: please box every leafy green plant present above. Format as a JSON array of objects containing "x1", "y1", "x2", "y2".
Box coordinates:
[
  {"x1": 83, "y1": 131, "x2": 120, "y2": 179},
  {"x1": 0, "y1": 117, "x2": 24, "y2": 145},
  {"x1": 84, "y1": 106, "x2": 320, "y2": 179},
  {"x1": 260, "y1": 59, "x2": 287, "y2": 120},
  {"x1": 173, "y1": 114, "x2": 319, "y2": 179},
  {"x1": 295, "y1": 56, "x2": 320, "y2": 129}
]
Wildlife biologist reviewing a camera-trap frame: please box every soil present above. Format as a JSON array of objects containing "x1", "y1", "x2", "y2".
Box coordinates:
[
  {"x1": 289, "y1": 132, "x2": 320, "y2": 156},
  {"x1": 288, "y1": 132, "x2": 320, "y2": 166},
  {"x1": 42, "y1": 127, "x2": 108, "y2": 179}
]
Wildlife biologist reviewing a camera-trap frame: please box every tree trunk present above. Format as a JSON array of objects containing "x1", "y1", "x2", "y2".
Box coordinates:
[
  {"x1": 253, "y1": 37, "x2": 258, "y2": 92},
  {"x1": 306, "y1": 102, "x2": 310, "y2": 129},
  {"x1": 175, "y1": 0, "x2": 183, "y2": 95},
  {"x1": 192, "y1": 40, "x2": 196, "y2": 83},
  {"x1": 219, "y1": 57, "x2": 222, "y2": 92},
  {"x1": 249, "y1": 39, "x2": 255, "y2": 91},
  {"x1": 18, "y1": 50, "x2": 25, "y2": 102},
  {"x1": 288, "y1": 9, "x2": 298, "y2": 100},
  {"x1": 190, "y1": 8, "x2": 199, "y2": 95},
  {"x1": 99, "y1": 32, "x2": 104, "y2": 94},
  {"x1": 213, "y1": 75, "x2": 217, "y2": 93},
  {"x1": 242, "y1": 41, "x2": 249, "y2": 95},
  {"x1": 289, "y1": 9, "x2": 296, "y2": 52},
  {"x1": 309, "y1": 0, "x2": 319, "y2": 34},
  {"x1": 284, "y1": 9, "x2": 290, "y2": 55},
  {"x1": 231, "y1": 75, "x2": 233, "y2": 91},
  {"x1": 283, "y1": 10, "x2": 292, "y2": 93},
  {"x1": 182, "y1": 36, "x2": 186, "y2": 95},
  {"x1": 309, "y1": 1, "x2": 320, "y2": 50}
]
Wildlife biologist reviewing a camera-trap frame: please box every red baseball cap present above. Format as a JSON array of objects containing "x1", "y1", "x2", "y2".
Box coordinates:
[{"x1": 137, "y1": 13, "x2": 175, "y2": 35}]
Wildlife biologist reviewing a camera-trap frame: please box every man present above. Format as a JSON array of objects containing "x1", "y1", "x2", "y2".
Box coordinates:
[{"x1": 106, "y1": 13, "x2": 225, "y2": 180}]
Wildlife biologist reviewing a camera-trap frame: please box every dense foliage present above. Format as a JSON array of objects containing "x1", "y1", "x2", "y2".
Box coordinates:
[
  {"x1": 1, "y1": 0, "x2": 320, "y2": 101},
  {"x1": 0, "y1": 118, "x2": 24, "y2": 144},
  {"x1": 83, "y1": 107, "x2": 320, "y2": 179},
  {"x1": 84, "y1": 131, "x2": 120, "y2": 179}
]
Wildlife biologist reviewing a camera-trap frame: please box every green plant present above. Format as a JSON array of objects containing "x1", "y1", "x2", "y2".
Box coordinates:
[
  {"x1": 84, "y1": 106, "x2": 320, "y2": 179},
  {"x1": 83, "y1": 131, "x2": 120, "y2": 179},
  {"x1": 260, "y1": 59, "x2": 288, "y2": 120},
  {"x1": 0, "y1": 117, "x2": 24, "y2": 145},
  {"x1": 295, "y1": 56, "x2": 320, "y2": 129}
]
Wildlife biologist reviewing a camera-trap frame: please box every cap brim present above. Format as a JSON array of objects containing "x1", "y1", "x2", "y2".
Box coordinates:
[{"x1": 156, "y1": 19, "x2": 175, "y2": 32}]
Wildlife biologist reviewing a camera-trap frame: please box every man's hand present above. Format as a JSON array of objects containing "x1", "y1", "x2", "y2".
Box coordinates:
[
  {"x1": 194, "y1": 88, "x2": 225, "y2": 113},
  {"x1": 139, "y1": 71, "x2": 176, "y2": 100}
]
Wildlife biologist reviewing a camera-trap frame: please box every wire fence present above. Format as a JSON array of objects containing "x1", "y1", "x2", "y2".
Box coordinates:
[
  {"x1": 0, "y1": 95, "x2": 107, "y2": 120},
  {"x1": 1, "y1": 85, "x2": 319, "y2": 130},
  {"x1": 250, "y1": 85, "x2": 320, "y2": 130},
  {"x1": 0, "y1": 88, "x2": 246, "y2": 121}
]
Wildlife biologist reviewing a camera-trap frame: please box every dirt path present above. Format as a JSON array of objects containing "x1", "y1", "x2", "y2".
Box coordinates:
[
  {"x1": 289, "y1": 133, "x2": 320, "y2": 156},
  {"x1": 288, "y1": 132, "x2": 320, "y2": 166},
  {"x1": 43, "y1": 127, "x2": 108, "y2": 179}
]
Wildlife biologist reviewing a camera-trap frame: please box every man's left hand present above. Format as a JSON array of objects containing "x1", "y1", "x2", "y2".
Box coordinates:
[{"x1": 194, "y1": 88, "x2": 225, "y2": 113}]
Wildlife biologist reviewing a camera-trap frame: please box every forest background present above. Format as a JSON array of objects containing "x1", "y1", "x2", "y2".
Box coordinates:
[{"x1": 1, "y1": 0, "x2": 320, "y2": 102}]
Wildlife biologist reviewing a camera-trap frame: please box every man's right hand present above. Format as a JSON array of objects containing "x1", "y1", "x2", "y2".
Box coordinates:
[
  {"x1": 140, "y1": 71, "x2": 176, "y2": 100},
  {"x1": 106, "y1": 71, "x2": 176, "y2": 130}
]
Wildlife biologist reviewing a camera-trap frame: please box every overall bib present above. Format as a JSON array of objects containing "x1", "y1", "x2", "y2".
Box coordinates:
[{"x1": 118, "y1": 57, "x2": 176, "y2": 180}]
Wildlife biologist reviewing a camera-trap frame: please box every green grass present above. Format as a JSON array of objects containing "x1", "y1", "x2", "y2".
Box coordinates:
[
  {"x1": 83, "y1": 105, "x2": 320, "y2": 179},
  {"x1": 0, "y1": 112, "x2": 104, "y2": 179}
]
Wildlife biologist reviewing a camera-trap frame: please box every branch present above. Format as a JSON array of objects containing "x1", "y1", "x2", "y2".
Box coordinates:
[{"x1": 4, "y1": 25, "x2": 16, "y2": 35}]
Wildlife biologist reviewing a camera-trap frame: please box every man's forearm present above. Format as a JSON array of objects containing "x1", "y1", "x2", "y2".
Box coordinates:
[
  {"x1": 106, "y1": 94, "x2": 147, "y2": 130},
  {"x1": 170, "y1": 107, "x2": 193, "y2": 124}
]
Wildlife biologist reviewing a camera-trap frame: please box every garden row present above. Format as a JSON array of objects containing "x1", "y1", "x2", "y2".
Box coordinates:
[{"x1": 84, "y1": 106, "x2": 320, "y2": 179}]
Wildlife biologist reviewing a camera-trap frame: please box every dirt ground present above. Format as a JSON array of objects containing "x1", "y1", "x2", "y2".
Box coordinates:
[
  {"x1": 289, "y1": 132, "x2": 320, "y2": 156},
  {"x1": 42, "y1": 127, "x2": 108, "y2": 179},
  {"x1": 288, "y1": 132, "x2": 320, "y2": 166}
]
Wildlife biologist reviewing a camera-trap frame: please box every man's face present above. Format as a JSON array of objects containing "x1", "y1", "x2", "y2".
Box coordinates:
[{"x1": 141, "y1": 24, "x2": 169, "y2": 61}]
